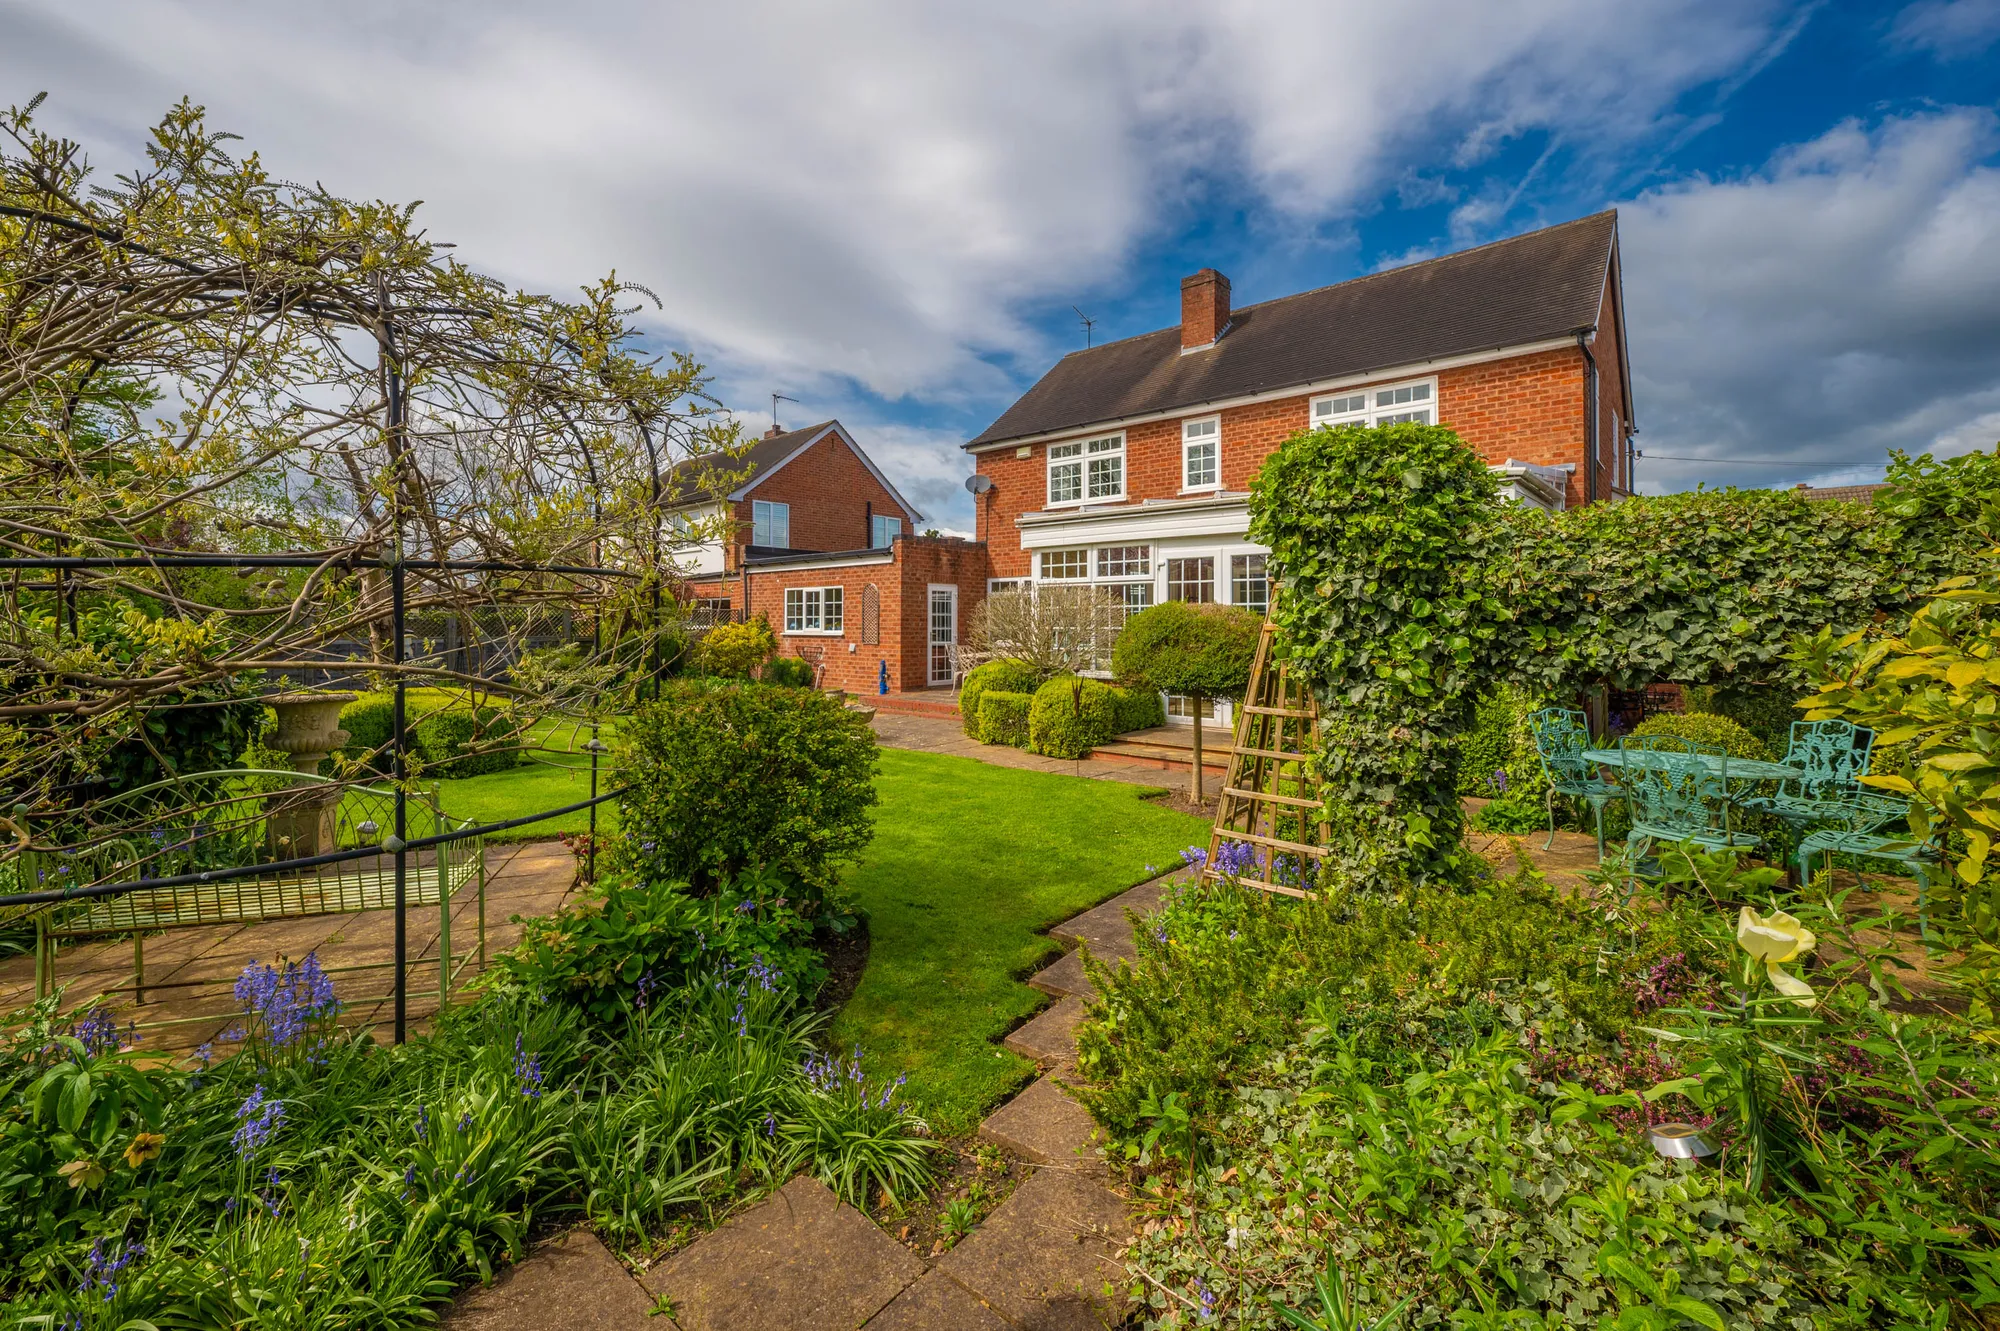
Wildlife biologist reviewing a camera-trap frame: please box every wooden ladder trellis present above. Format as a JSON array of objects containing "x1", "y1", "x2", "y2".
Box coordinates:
[{"x1": 1204, "y1": 620, "x2": 1332, "y2": 898}]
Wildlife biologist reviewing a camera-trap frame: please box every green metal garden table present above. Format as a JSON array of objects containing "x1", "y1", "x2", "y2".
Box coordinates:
[{"x1": 1582, "y1": 749, "x2": 1805, "y2": 785}]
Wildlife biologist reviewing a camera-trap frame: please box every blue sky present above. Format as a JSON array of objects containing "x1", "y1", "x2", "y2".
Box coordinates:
[{"x1": 6, "y1": 0, "x2": 1999, "y2": 532}]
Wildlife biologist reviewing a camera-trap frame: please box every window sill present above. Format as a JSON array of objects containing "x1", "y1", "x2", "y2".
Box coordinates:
[
  {"x1": 783, "y1": 629, "x2": 846, "y2": 637},
  {"x1": 1179, "y1": 484, "x2": 1222, "y2": 496}
]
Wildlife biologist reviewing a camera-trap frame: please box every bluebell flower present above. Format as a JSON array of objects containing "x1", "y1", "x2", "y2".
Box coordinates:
[
  {"x1": 231, "y1": 1085, "x2": 285, "y2": 1158},
  {"x1": 414, "y1": 1104, "x2": 430, "y2": 1142},
  {"x1": 513, "y1": 1035, "x2": 545, "y2": 1099},
  {"x1": 1196, "y1": 1277, "x2": 1216, "y2": 1321},
  {"x1": 78, "y1": 1237, "x2": 144, "y2": 1302},
  {"x1": 1179, "y1": 845, "x2": 1209, "y2": 871},
  {"x1": 69, "y1": 1007, "x2": 121, "y2": 1058},
  {"x1": 456, "y1": 1110, "x2": 473, "y2": 1133}
]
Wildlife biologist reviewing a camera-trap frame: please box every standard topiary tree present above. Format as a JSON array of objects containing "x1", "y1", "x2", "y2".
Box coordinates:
[{"x1": 1112, "y1": 601, "x2": 1261, "y2": 802}]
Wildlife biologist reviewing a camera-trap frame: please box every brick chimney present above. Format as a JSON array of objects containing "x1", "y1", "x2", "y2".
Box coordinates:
[
  {"x1": 764, "y1": 424, "x2": 785, "y2": 439},
  {"x1": 1180, "y1": 268, "x2": 1231, "y2": 351}
]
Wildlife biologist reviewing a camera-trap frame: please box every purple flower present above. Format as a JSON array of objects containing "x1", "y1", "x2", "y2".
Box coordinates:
[
  {"x1": 232, "y1": 1086, "x2": 285, "y2": 1158},
  {"x1": 232, "y1": 952, "x2": 340, "y2": 1050},
  {"x1": 1179, "y1": 845, "x2": 1209, "y2": 871},
  {"x1": 1196, "y1": 1277, "x2": 1216, "y2": 1321},
  {"x1": 69, "y1": 1008, "x2": 122, "y2": 1059},
  {"x1": 456, "y1": 1111, "x2": 473, "y2": 1133},
  {"x1": 1213, "y1": 840, "x2": 1257, "y2": 879},
  {"x1": 78, "y1": 1237, "x2": 144, "y2": 1302},
  {"x1": 414, "y1": 1104, "x2": 430, "y2": 1142},
  {"x1": 1489, "y1": 767, "x2": 1510, "y2": 794},
  {"x1": 513, "y1": 1035, "x2": 545, "y2": 1100},
  {"x1": 735, "y1": 898, "x2": 758, "y2": 914},
  {"x1": 634, "y1": 969, "x2": 656, "y2": 1011}
]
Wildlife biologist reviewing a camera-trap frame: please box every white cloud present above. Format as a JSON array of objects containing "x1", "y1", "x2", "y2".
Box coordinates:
[
  {"x1": 1890, "y1": 0, "x2": 2000, "y2": 58},
  {"x1": 1620, "y1": 109, "x2": 2000, "y2": 493}
]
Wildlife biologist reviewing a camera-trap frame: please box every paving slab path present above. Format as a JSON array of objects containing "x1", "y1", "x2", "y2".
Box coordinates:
[{"x1": 440, "y1": 874, "x2": 1174, "y2": 1331}]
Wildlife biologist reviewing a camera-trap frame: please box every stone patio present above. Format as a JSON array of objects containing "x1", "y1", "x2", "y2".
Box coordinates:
[{"x1": 0, "y1": 839, "x2": 581, "y2": 1051}]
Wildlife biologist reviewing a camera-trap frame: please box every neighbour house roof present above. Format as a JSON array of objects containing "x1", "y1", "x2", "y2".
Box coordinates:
[
  {"x1": 1796, "y1": 482, "x2": 1890, "y2": 505},
  {"x1": 967, "y1": 211, "x2": 1622, "y2": 449},
  {"x1": 662, "y1": 419, "x2": 926, "y2": 522}
]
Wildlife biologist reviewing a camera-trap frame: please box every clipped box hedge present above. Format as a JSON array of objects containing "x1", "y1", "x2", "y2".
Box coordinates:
[
  {"x1": 1028, "y1": 676, "x2": 1122, "y2": 759},
  {"x1": 960, "y1": 659, "x2": 1043, "y2": 741},
  {"x1": 977, "y1": 690, "x2": 1033, "y2": 748}
]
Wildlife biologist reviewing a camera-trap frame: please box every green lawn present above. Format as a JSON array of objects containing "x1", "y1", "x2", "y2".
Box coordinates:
[
  {"x1": 419, "y1": 739, "x2": 1209, "y2": 1134},
  {"x1": 422, "y1": 714, "x2": 626, "y2": 840},
  {"x1": 833, "y1": 749, "x2": 1208, "y2": 1136}
]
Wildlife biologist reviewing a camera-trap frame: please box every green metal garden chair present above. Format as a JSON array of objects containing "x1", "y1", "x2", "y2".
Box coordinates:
[
  {"x1": 1618, "y1": 745, "x2": 1760, "y2": 860},
  {"x1": 1739, "y1": 720, "x2": 1874, "y2": 830},
  {"x1": 1796, "y1": 792, "x2": 1941, "y2": 947},
  {"x1": 1528, "y1": 707, "x2": 1618, "y2": 860}
]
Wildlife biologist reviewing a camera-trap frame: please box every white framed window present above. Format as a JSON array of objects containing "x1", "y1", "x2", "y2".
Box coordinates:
[
  {"x1": 1230, "y1": 553, "x2": 1268, "y2": 615},
  {"x1": 1047, "y1": 433, "x2": 1124, "y2": 506},
  {"x1": 1310, "y1": 378, "x2": 1435, "y2": 429},
  {"x1": 1106, "y1": 581, "x2": 1154, "y2": 619},
  {"x1": 870, "y1": 514, "x2": 901, "y2": 548},
  {"x1": 1182, "y1": 416, "x2": 1219, "y2": 491},
  {"x1": 783, "y1": 586, "x2": 844, "y2": 634},
  {"x1": 988, "y1": 578, "x2": 1028, "y2": 593},
  {"x1": 1096, "y1": 545, "x2": 1150, "y2": 578},
  {"x1": 1166, "y1": 556, "x2": 1215, "y2": 604},
  {"x1": 752, "y1": 500, "x2": 790, "y2": 548},
  {"x1": 1039, "y1": 548, "x2": 1090, "y2": 580}
]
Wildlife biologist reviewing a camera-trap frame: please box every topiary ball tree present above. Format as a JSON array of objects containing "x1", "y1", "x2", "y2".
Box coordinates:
[{"x1": 1112, "y1": 600, "x2": 1262, "y2": 802}]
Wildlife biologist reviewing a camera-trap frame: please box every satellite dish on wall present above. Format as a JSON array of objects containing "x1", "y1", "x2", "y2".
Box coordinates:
[{"x1": 965, "y1": 474, "x2": 994, "y2": 495}]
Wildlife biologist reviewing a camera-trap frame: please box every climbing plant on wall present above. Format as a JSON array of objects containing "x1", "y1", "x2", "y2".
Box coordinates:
[{"x1": 1251, "y1": 425, "x2": 2000, "y2": 890}]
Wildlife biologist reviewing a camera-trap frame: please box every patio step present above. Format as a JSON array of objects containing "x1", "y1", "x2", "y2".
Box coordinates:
[
  {"x1": 866, "y1": 691, "x2": 960, "y2": 719},
  {"x1": 1087, "y1": 728, "x2": 1230, "y2": 777}
]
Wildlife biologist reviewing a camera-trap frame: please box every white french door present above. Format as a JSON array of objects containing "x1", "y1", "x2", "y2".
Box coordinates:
[{"x1": 928, "y1": 586, "x2": 958, "y2": 686}]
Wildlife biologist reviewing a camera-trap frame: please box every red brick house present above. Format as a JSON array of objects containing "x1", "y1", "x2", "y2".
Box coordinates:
[
  {"x1": 667, "y1": 213, "x2": 1633, "y2": 703},
  {"x1": 666, "y1": 419, "x2": 984, "y2": 694}
]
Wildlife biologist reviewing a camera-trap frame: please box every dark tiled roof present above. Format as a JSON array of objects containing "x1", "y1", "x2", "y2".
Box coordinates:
[
  {"x1": 1796, "y1": 483, "x2": 1890, "y2": 504},
  {"x1": 968, "y1": 212, "x2": 1618, "y2": 448},
  {"x1": 662, "y1": 421, "x2": 835, "y2": 504}
]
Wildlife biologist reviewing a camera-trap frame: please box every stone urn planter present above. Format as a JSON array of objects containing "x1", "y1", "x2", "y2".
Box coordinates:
[{"x1": 264, "y1": 692, "x2": 355, "y2": 859}]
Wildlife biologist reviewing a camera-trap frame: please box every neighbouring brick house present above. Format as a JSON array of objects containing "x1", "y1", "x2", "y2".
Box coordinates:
[
  {"x1": 665, "y1": 419, "x2": 983, "y2": 693},
  {"x1": 961, "y1": 210, "x2": 1634, "y2": 720}
]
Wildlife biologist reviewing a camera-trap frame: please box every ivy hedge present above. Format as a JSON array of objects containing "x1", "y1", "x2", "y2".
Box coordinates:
[{"x1": 1250, "y1": 427, "x2": 2000, "y2": 888}]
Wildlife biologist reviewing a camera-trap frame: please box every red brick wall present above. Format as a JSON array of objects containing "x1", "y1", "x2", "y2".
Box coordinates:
[
  {"x1": 973, "y1": 345, "x2": 1602, "y2": 547},
  {"x1": 739, "y1": 537, "x2": 990, "y2": 695},
  {"x1": 719, "y1": 430, "x2": 915, "y2": 570},
  {"x1": 1592, "y1": 270, "x2": 1631, "y2": 497}
]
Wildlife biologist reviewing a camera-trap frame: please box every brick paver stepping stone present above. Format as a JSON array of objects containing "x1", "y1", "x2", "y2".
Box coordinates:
[
  {"x1": 861, "y1": 1270, "x2": 1012, "y2": 1330},
  {"x1": 642, "y1": 1175, "x2": 922, "y2": 1331},
  {"x1": 935, "y1": 1168, "x2": 1131, "y2": 1330},
  {"x1": 978, "y1": 1074, "x2": 1107, "y2": 1174},
  {"x1": 444, "y1": 1229, "x2": 665, "y2": 1330},
  {"x1": 1004, "y1": 994, "x2": 1088, "y2": 1065}
]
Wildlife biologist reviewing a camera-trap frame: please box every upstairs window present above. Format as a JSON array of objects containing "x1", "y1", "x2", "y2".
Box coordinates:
[
  {"x1": 870, "y1": 514, "x2": 902, "y2": 548},
  {"x1": 783, "y1": 586, "x2": 843, "y2": 634},
  {"x1": 1311, "y1": 379, "x2": 1435, "y2": 428},
  {"x1": 752, "y1": 499, "x2": 790, "y2": 548},
  {"x1": 1182, "y1": 417, "x2": 1219, "y2": 491},
  {"x1": 1048, "y1": 433, "x2": 1124, "y2": 505},
  {"x1": 1040, "y1": 548, "x2": 1090, "y2": 580}
]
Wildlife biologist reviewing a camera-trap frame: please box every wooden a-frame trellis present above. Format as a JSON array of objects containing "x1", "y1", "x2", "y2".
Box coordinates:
[{"x1": 1204, "y1": 619, "x2": 1333, "y2": 898}]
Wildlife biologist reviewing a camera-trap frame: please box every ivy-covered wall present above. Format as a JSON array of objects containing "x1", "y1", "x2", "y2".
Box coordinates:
[{"x1": 1251, "y1": 428, "x2": 2000, "y2": 889}]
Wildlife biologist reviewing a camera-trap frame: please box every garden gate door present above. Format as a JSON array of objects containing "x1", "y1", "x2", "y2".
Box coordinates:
[{"x1": 928, "y1": 586, "x2": 957, "y2": 686}]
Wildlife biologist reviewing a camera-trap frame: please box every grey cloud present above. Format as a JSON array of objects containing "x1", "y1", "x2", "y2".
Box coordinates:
[
  {"x1": 1620, "y1": 110, "x2": 2000, "y2": 494},
  {"x1": 1890, "y1": 0, "x2": 2000, "y2": 58}
]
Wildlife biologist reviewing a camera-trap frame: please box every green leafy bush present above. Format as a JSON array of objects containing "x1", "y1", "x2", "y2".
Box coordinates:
[
  {"x1": 614, "y1": 680, "x2": 878, "y2": 906},
  {"x1": 695, "y1": 616, "x2": 777, "y2": 678},
  {"x1": 1026, "y1": 676, "x2": 1121, "y2": 759},
  {"x1": 1457, "y1": 688, "x2": 1516, "y2": 794},
  {"x1": 1682, "y1": 682, "x2": 1810, "y2": 754},
  {"x1": 1076, "y1": 865, "x2": 1702, "y2": 1135},
  {"x1": 977, "y1": 690, "x2": 1032, "y2": 747},
  {"x1": 415, "y1": 706, "x2": 521, "y2": 778},
  {"x1": 495, "y1": 869, "x2": 825, "y2": 1021},
  {"x1": 1628, "y1": 710, "x2": 1769, "y2": 761},
  {"x1": 960, "y1": 659, "x2": 1042, "y2": 741},
  {"x1": 1110, "y1": 684, "x2": 1165, "y2": 733},
  {"x1": 762, "y1": 654, "x2": 816, "y2": 688}
]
